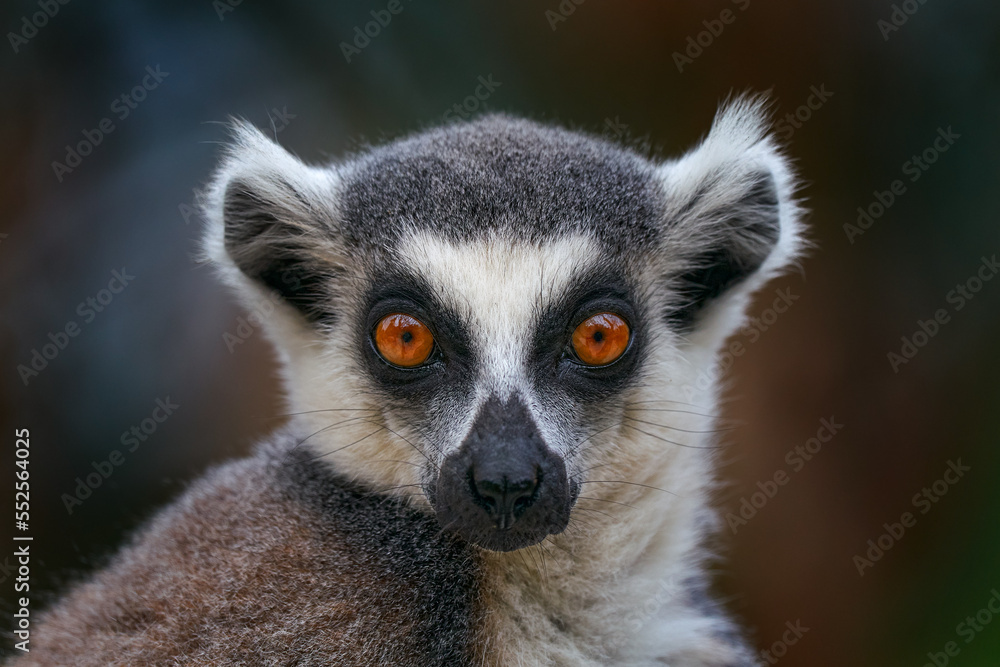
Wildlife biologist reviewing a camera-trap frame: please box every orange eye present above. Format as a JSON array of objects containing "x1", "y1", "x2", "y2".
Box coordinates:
[
  {"x1": 571, "y1": 313, "x2": 630, "y2": 366},
  {"x1": 374, "y1": 314, "x2": 435, "y2": 368}
]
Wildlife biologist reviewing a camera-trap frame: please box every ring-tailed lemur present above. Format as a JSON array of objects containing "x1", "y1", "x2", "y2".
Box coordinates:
[{"x1": 13, "y1": 96, "x2": 803, "y2": 666}]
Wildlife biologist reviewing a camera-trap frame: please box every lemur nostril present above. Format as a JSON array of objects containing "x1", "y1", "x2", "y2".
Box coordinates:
[
  {"x1": 512, "y1": 495, "x2": 533, "y2": 515},
  {"x1": 471, "y1": 472, "x2": 539, "y2": 529}
]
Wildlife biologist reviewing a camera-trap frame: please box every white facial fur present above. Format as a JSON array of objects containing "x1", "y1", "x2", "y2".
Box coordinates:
[{"x1": 394, "y1": 231, "x2": 602, "y2": 450}]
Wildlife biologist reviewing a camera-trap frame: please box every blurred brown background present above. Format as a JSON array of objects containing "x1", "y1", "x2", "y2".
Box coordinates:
[{"x1": 1, "y1": 1, "x2": 998, "y2": 664}]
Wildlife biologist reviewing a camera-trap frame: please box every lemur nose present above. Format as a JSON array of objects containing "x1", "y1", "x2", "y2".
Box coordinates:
[
  {"x1": 471, "y1": 471, "x2": 539, "y2": 530},
  {"x1": 433, "y1": 396, "x2": 572, "y2": 551}
]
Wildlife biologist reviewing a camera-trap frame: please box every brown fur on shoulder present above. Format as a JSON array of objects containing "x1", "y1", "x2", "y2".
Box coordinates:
[{"x1": 11, "y1": 433, "x2": 483, "y2": 666}]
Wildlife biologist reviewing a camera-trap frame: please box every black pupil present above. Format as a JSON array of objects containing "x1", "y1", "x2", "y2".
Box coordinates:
[
  {"x1": 592, "y1": 330, "x2": 604, "y2": 343},
  {"x1": 401, "y1": 330, "x2": 413, "y2": 344}
]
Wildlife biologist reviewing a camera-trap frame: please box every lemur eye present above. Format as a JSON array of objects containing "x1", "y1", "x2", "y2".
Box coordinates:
[
  {"x1": 571, "y1": 313, "x2": 630, "y2": 366},
  {"x1": 374, "y1": 314, "x2": 435, "y2": 368}
]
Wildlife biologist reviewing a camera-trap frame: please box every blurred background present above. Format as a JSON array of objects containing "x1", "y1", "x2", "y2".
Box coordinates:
[{"x1": 1, "y1": 1, "x2": 998, "y2": 664}]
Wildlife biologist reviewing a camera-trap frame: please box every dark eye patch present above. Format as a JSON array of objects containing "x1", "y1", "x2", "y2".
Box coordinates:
[
  {"x1": 359, "y1": 271, "x2": 475, "y2": 401},
  {"x1": 531, "y1": 270, "x2": 646, "y2": 401}
]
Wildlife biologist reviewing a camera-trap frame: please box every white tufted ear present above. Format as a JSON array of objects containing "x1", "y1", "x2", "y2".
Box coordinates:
[
  {"x1": 656, "y1": 95, "x2": 806, "y2": 345},
  {"x1": 199, "y1": 121, "x2": 352, "y2": 325}
]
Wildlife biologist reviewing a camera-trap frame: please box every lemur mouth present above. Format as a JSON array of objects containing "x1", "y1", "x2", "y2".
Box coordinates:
[
  {"x1": 428, "y1": 396, "x2": 576, "y2": 552},
  {"x1": 429, "y1": 483, "x2": 575, "y2": 552},
  {"x1": 454, "y1": 523, "x2": 568, "y2": 553}
]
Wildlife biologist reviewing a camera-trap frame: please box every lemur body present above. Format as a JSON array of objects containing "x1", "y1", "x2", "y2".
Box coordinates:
[{"x1": 12, "y1": 98, "x2": 803, "y2": 666}]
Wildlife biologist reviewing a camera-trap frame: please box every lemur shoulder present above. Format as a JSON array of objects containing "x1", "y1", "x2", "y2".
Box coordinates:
[{"x1": 12, "y1": 96, "x2": 804, "y2": 666}]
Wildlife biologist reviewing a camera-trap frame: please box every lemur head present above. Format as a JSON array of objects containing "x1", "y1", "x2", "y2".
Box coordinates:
[{"x1": 203, "y1": 97, "x2": 803, "y2": 553}]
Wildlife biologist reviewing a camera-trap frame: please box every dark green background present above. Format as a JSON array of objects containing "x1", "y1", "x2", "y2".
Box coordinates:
[{"x1": 1, "y1": 1, "x2": 998, "y2": 664}]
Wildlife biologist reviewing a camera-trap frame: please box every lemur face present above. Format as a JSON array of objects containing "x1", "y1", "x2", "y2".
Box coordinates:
[
  {"x1": 204, "y1": 101, "x2": 802, "y2": 552},
  {"x1": 356, "y1": 233, "x2": 649, "y2": 551}
]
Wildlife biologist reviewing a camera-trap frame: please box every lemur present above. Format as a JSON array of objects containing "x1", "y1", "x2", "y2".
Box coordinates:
[{"x1": 12, "y1": 96, "x2": 803, "y2": 666}]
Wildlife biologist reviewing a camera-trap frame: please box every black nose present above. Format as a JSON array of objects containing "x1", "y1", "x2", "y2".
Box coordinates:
[
  {"x1": 471, "y1": 470, "x2": 539, "y2": 530},
  {"x1": 432, "y1": 396, "x2": 574, "y2": 552}
]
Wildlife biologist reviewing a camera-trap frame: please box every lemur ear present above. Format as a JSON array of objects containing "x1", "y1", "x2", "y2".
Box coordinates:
[
  {"x1": 201, "y1": 121, "x2": 347, "y2": 325},
  {"x1": 657, "y1": 95, "x2": 805, "y2": 335}
]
